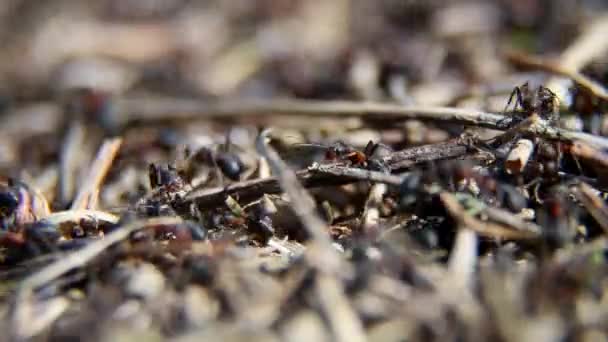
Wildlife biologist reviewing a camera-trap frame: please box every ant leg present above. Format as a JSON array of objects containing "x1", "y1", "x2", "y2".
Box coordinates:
[
  {"x1": 503, "y1": 86, "x2": 524, "y2": 114},
  {"x1": 503, "y1": 87, "x2": 518, "y2": 114},
  {"x1": 498, "y1": 86, "x2": 524, "y2": 129},
  {"x1": 210, "y1": 153, "x2": 225, "y2": 188}
]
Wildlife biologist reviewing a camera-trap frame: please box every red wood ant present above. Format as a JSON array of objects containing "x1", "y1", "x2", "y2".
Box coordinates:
[{"x1": 323, "y1": 140, "x2": 391, "y2": 172}]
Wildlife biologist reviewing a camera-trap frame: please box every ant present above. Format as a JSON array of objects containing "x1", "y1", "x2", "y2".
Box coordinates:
[
  {"x1": 324, "y1": 140, "x2": 392, "y2": 172},
  {"x1": 171, "y1": 130, "x2": 249, "y2": 189},
  {"x1": 400, "y1": 161, "x2": 527, "y2": 213},
  {"x1": 179, "y1": 145, "x2": 246, "y2": 187},
  {"x1": 439, "y1": 161, "x2": 528, "y2": 212},
  {"x1": 502, "y1": 82, "x2": 566, "y2": 178},
  {"x1": 149, "y1": 163, "x2": 184, "y2": 190},
  {"x1": 504, "y1": 81, "x2": 560, "y2": 123}
]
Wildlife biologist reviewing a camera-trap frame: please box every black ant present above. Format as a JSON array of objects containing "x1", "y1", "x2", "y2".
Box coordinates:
[
  {"x1": 400, "y1": 161, "x2": 527, "y2": 213},
  {"x1": 183, "y1": 147, "x2": 245, "y2": 183},
  {"x1": 503, "y1": 82, "x2": 566, "y2": 178},
  {"x1": 176, "y1": 129, "x2": 249, "y2": 187},
  {"x1": 504, "y1": 81, "x2": 560, "y2": 123}
]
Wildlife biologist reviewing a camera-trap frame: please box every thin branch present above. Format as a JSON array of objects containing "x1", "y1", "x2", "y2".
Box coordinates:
[
  {"x1": 573, "y1": 182, "x2": 608, "y2": 235},
  {"x1": 71, "y1": 137, "x2": 123, "y2": 210},
  {"x1": 309, "y1": 163, "x2": 404, "y2": 186},
  {"x1": 184, "y1": 140, "x2": 468, "y2": 208},
  {"x1": 58, "y1": 121, "x2": 86, "y2": 206},
  {"x1": 569, "y1": 141, "x2": 608, "y2": 170},
  {"x1": 11, "y1": 216, "x2": 183, "y2": 339},
  {"x1": 114, "y1": 97, "x2": 608, "y2": 149},
  {"x1": 440, "y1": 192, "x2": 539, "y2": 240},
  {"x1": 504, "y1": 139, "x2": 535, "y2": 175},
  {"x1": 482, "y1": 206, "x2": 542, "y2": 236},
  {"x1": 361, "y1": 183, "x2": 388, "y2": 235},
  {"x1": 255, "y1": 129, "x2": 334, "y2": 250},
  {"x1": 256, "y1": 129, "x2": 366, "y2": 342},
  {"x1": 115, "y1": 97, "x2": 514, "y2": 129},
  {"x1": 41, "y1": 209, "x2": 119, "y2": 226},
  {"x1": 315, "y1": 273, "x2": 367, "y2": 342},
  {"x1": 557, "y1": 14, "x2": 608, "y2": 71},
  {"x1": 382, "y1": 139, "x2": 468, "y2": 170},
  {"x1": 17, "y1": 216, "x2": 182, "y2": 292},
  {"x1": 505, "y1": 50, "x2": 608, "y2": 102}
]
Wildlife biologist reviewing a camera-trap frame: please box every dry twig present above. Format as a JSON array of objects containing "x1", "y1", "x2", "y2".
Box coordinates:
[
  {"x1": 255, "y1": 129, "x2": 366, "y2": 342},
  {"x1": 71, "y1": 137, "x2": 123, "y2": 210},
  {"x1": 506, "y1": 50, "x2": 608, "y2": 102},
  {"x1": 11, "y1": 216, "x2": 183, "y2": 339}
]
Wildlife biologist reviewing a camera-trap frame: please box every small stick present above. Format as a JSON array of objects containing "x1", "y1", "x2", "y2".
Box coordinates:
[
  {"x1": 16, "y1": 216, "x2": 182, "y2": 292},
  {"x1": 440, "y1": 192, "x2": 538, "y2": 240},
  {"x1": 114, "y1": 97, "x2": 515, "y2": 129},
  {"x1": 71, "y1": 138, "x2": 123, "y2": 210},
  {"x1": 482, "y1": 206, "x2": 542, "y2": 235},
  {"x1": 6, "y1": 97, "x2": 608, "y2": 147},
  {"x1": 184, "y1": 140, "x2": 468, "y2": 208},
  {"x1": 256, "y1": 129, "x2": 366, "y2": 342},
  {"x1": 315, "y1": 273, "x2": 367, "y2": 342},
  {"x1": 505, "y1": 139, "x2": 535, "y2": 175},
  {"x1": 382, "y1": 139, "x2": 468, "y2": 170},
  {"x1": 41, "y1": 210, "x2": 119, "y2": 226},
  {"x1": 573, "y1": 182, "x2": 608, "y2": 235},
  {"x1": 113, "y1": 97, "x2": 608, "y2": 148},
  {"x1": 255, "y1": 129, "x2": 334, "y2": 251},
  {"x1": 569, "y1": 141, "x2": 608, "y2": 170},
  {"x1": 558, "y1": 14, "x2": 608, "y2": 71},
  {"x1": 11, "y1": 216, "x2": 183, "y2": 339},
  {"x1": 505, "y1": 50, "x2": 608, "y2": 102},
  {"x1": 58, "y1": 122, "x2": 86, "y2": 206},
  {"x1": 448, "y1": 225, "x2": 478, "y2": 291},
  {"x1": 258, "y1": 156, "x2": 271, "y2": 178},
  {"x1": 309, "y1": 163, "x2": 404, "y2": 186},
  {"x1": 361, "y1": 183, "x2": 388, "y2": 235}
]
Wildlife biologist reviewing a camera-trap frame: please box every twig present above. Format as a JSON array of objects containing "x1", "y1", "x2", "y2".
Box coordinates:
[
  {"x1": 505, "y1": 50, "x2": 608, "y2": 102},
  {"x1": 448, "y1": 225, "x2": 478, "y2": 291},
  {"x1": 17, "y1": 216, "x2": 181, "y2": 292},
  {"x1": 256, "y1": 129, "x2": 366, "y2": 342},
  {"x1": 58, "y1": 121, "x2": 86, "y2": 206},
  {"x1": 255, "y1": 129, "x2": 334, "y2": 251},
  {"x1": 361, "y1": 183, "x2": 388, "y2": 235},
  {"x1": 114, "y1": 97, "x2": 608, "y2": 148},
  {"x1": 40, "y1": 209, "x2": 119, "y2": 226},
  {"x1": 525, "y1": 116, "x2": 608, "y2": 149},
  {"x1": 115, "y1": 97, "x2": 515, "y2": 129},
  {"x1": 573, "y1": 182, "x2": 608, "y2": 235},
  {"x1": 569, "y1": 141, "x2": 608, "y2": 170},
  {"x1": 556, "y1": 14, "x2": 608, "y2": 71},
  {"x1": 71, "y1": 137, "x2": 123, "y2": 210},
  {"x1": 309, "y1": 163, "x2": 404, "y2": 186},
  {"x1": 12, "y1": 216, "x2": 183, "y2": 339},
  {"x1": 482, "y1": 206, "x2": 542, "y2": 236},
  {"x1": 440, "y1": 192, "x2": 538, "y2": 240},
  {"x1": 315, "y1": 273, "x2": 367, "y2": 342},
  {"x1": 184, "y1": 140, "x2": 467, "y2": 208},
  {"x1": 505, "y1": 139, "x2": 535, "y2": 175},
  {"x1": 382, "y1": 139, "x2": 468, "y2": 170}
]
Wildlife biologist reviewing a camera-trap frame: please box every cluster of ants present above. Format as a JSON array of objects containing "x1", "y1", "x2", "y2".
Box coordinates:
[{"x1": 0, "y1": 82, "x2": 601, "y2": 264}]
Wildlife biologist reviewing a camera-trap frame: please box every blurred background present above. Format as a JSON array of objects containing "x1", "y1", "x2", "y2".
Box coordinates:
[{"x1": 0, "y1": 0, "x2": 606, "y2": 102}]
